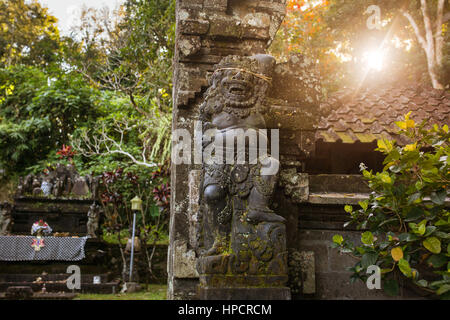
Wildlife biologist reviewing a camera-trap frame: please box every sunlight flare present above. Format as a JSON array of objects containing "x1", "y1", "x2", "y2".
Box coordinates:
[{"x1": 362, "y1": 49, "x2": 386, "y2": 71}]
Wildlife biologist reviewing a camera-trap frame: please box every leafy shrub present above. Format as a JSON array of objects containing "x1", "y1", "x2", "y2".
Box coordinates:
[
  {"x1": 332, "y1": 113, "x2": 450, "y2": 299},
  {"x1": 98, "y1": 164, "x2": 170, "y2": 281}
]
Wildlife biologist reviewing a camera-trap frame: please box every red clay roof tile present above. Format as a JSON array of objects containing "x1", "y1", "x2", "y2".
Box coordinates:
[{"x1": 316, "y1": 86, "x2": 450, "y2": 144}]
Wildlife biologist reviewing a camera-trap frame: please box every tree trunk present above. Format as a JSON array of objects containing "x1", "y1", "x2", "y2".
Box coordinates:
[
  {"x1": 435, "y1": 0, "x2": 445, "y2": 67},
  {"x1": 402, "y1": 0, "x2": 445, "y2": 89},
  {"x1": 421, "y1": 0, "x2": 444, "y2": 89}
]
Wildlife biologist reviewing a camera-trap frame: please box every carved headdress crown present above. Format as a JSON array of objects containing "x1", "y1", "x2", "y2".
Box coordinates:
[{"x1": 211, "y1": 54, "x2": 276, "y2": 84}]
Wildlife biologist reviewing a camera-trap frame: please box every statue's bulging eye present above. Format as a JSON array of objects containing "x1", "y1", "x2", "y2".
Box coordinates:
[{"x1": 204, "y1": 184, "x2": 225, "y2": 203}]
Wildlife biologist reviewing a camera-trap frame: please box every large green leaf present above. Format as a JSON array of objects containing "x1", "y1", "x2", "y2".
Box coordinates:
[
  {"x1": 423, "y1": 237, "x2": 442, "y2": 254},
  {"x1": 424, "y1": 226, "x2": 437, "y2": 237},
  {"x1": 427, "y1": 254, "x2": 448, "y2": 268},
  {"x1": 358, "y1": 200, "x2": 368, "y2": 211},
  {"x1": 437, "y1": 284, "x2": 450, "y2": 296},
  {"x1": 398, "y1": 258, "x2": 412, "y2": 277},
  {"x1": 361, "y1": 252, "x2": 379, "y2": 269},
  {"x1": 361, "y1": 231, "x2": 374, "y2": 246},
  {"x1": 416, "y1": 279, "x2": 428, "y2": 287},
  {"x1": 383, "y1": 279, "x2": 399, "y2": 296},
  {"x1": 407, "y1": 192, "x2": 421, "y2": 205},
  {"x1": 332, "y1": 234, "x2": 343, "y2": 245},
  {"x1": 398, "y1": 233, "x2": 418, "y2": 242},
  {"x1": 405, "y1": 207, "x2": 424, "y2": 222},
  {"x1": 430, "y1": 189, "x2": 447, "y2": 205},
  {"x1": 379, "y1": 172, "x2": 392, "y2": 184}
]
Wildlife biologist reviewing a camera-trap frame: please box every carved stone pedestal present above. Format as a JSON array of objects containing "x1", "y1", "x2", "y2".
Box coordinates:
[
  {"x1": 198, "y1": 270, "x2": 291, "y2": 300},
  {"x1": 198, "y1": 287, "x2": 291, "y2": 300}
]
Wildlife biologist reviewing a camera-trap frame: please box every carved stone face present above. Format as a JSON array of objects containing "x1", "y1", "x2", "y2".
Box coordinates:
[
  {"x1": 218, "y1": 69, "x2": 256, "y2": 108},
  {"x1": 200, "y1": 55, "x2": 275, "y2": 121}
]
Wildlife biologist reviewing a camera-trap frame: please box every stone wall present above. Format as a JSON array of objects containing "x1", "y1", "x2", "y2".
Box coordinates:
[{"x1": 277, "y1": 173, "x2": 425, "y2": 300}]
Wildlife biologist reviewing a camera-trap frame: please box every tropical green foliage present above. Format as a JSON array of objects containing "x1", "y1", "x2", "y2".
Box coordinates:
[
  {"x1": 0, "y1": 0, "x2": 175, "y2": 282},
  {"x1": 64, "y1": 0, "x2": 175, "y2": 169},
  {"x1": 0, "y1": 65, "x2": 101, "y2": 174},
  {"x1": 65, "y1": 0, "x2": 175, "y2": 113},
  {"x1": 64, "y1": 0, "x2": 175, "y2": 281},
  {"x1": 0, "y1": 0, "x2": 61, "y2": 67},
  {"x1": 332, "y1": 113, "x2": 450, "y2": 299},
  {"x1": 70, "y1": 90, "x2": 172, "y2": 171}
]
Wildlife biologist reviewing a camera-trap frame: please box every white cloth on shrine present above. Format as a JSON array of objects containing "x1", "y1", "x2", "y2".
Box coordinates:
[{"x1": 0, "y1": 236, "x2": 88, "y2": 261}]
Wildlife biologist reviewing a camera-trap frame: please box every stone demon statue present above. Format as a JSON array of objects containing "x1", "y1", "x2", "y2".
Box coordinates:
[{"x1": 197, "y1": 55, "x2": 288, "y2": 286}]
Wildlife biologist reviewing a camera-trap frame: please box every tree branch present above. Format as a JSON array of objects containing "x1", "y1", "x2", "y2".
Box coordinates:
[
  {"x1": 128, "y1": 91, "x2": 150, "y2": 117},
  {"x1": 72, "y1": 120, "x2": 158, "y2": 168},
  {"x1": 421, "y1": 0, "x2": 436, "y2": 65},
  {"x1": 435, "y1": 0, "x2": 445, "y2": 67},
  {"x1": 401, "y1": 10, "x2": 427, "y2": 52},
  {"x1": 402, "y1": 2, "x2": 444, "y2": 89}
]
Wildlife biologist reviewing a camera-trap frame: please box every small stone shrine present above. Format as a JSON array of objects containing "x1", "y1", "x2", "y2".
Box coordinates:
[
  {"x1": 0, "y1": 164, "x2": 119, "y2": 296},
  {"x1": 13, "y1": 164, "x2": 101, "y2": 235}
]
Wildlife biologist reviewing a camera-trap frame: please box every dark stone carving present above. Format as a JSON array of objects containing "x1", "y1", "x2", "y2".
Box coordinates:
[
  {"x1": 64, "y1": 177, "x2": 72, "y2": 196},
  {"x1": 52, "y1": 178, "x2": 64, "y2": 198},
  {"x1": 12, "y1": 165, "x2": 102, "y2": 237},
  {"x1": 32, "y1": 178, "x2": 42, "y2": 196},
  {"x1": 0, "y1": 201, "x2": 13, "y2": 236},
  {"x1": 196, "y1": 55, "x2": 289, "y2": 295},
  {"x1": 71, "y1": 177, "x2": 89, "y2": 196},
  {"x1": 15, "y1": 164, "x2": 97, "y2": 200}
]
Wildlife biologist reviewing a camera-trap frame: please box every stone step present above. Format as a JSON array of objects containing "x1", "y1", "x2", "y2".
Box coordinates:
[
  {"x1": 0, "y1": 281, "x2": 120, "y2": 294},
  {"x1": 18, "y1": 292, "x2": 79, "y2": 300},
  {"x1": 0, "y1": 287, "x2": 78, "y2": 300},
  {"x1": 0, "y1": 273, "x2": 120, "y2": 294}
]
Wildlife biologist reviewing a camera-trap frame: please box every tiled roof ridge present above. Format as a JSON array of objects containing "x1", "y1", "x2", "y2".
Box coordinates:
[
  {"x1": 324, "y1": 84, "x2": 449, "y2": 105},
  {"x1": 316, "y1": 84, "x2": 450, "y2": 145}
]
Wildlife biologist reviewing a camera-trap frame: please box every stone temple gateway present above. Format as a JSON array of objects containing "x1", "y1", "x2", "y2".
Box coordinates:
[{"x1": 170, "y1": 0, "x2": 450, "y2": 300}]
